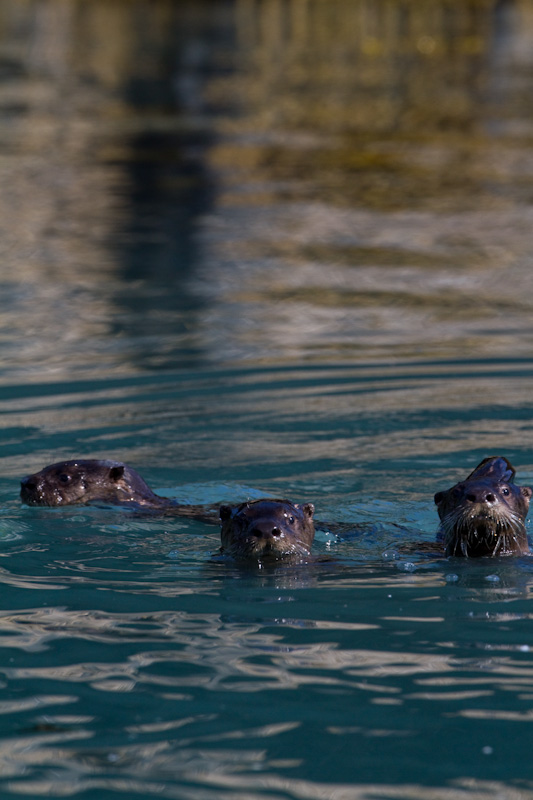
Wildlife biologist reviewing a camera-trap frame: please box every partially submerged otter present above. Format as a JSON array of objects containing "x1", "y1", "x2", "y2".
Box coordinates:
[
  {"x1": 21, "y1": 460, "x2": 315, "y2": 561},
  {"x1": 219, "y1": 498, "x2": 315, "y2": 561},
  {"x1": 20, "y1": 459, "x2": 217, "y2": 522},
  {"x1": 25, "y1": 456, "x2": 530, "y2": 561},
  {"x1": 434, "y1": 456, "x2": 532, "y2": 557}
]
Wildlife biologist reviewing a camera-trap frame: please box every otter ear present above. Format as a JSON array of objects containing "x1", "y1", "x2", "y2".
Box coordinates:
[
  {"x1": 434, "y1": 491, "x2": 445, "y2": 505},
  {"x1": 298, "y1": 502, "x2": 315, "y2": 518},
  {"x1": 219, "y1": 505, "x2": 233, "y2": 521},
  {"x1": 521, "y1": 486, "x2": 532, "y2": 501},
  {"x1": 108, "y1": 466, "x2": 125, "y2": 482}
]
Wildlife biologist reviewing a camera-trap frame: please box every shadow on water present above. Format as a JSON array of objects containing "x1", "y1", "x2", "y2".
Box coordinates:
[
  {"x1": 106, "y1": 8, "x2": 220, "y2": 370},
  {"x1": 0, "y1": 1, "x2": 225, "y2": 375}
]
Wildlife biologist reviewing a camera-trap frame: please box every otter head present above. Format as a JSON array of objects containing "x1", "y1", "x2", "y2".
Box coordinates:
[
  {"x1": 219, "y1": 498, "x2": 315, "y2": 561},
  {"x1": 20, "y1": 459, "x2": 157, "y2": 507},
  {"x1": 434, "y1": 456, "x2": 532, "y2": 557}
]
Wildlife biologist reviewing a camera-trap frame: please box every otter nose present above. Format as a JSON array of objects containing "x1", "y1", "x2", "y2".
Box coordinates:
[
  {"x1": 251, "y1": 523, "x2": 282, "y2": 539},
  {"x1": 466, "y1": 489, "x2": 496, "y2": 504},
  {"x1": 20, "y1": 477, "x2": 36, "y2": 491}
]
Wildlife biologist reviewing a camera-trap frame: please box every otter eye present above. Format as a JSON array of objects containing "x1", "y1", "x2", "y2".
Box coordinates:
[
  {"x1": 58, "y1": 473, "x2": 71, "y2": 484},
  {"x1": 501, "y1": 487, "x2": 510, "y2": 496},
  {"x1": 287, "y1": 515, "x2": 295, "y2": 524}
]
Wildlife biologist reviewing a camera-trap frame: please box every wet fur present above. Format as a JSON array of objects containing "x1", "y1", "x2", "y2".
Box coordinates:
[
  {"x1": 219, "y1": 498, "x2": 315, "y2": 561},
  {"x1": 434, "y1": 457, "x2": 532, "y2": 557},
  {"x1": 20, "y1": 459, "x2": 218, "y2": 522}
]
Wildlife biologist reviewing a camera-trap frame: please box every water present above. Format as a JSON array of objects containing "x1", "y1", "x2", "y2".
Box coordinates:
[{"x1": 1, "y1": 0, "x2": 533, "y2": 797}]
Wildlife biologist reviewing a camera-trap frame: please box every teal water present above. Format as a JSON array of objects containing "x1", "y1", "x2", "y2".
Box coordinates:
[{"x1": 2, "y1": 1, "x2": 533, "y2": 798}]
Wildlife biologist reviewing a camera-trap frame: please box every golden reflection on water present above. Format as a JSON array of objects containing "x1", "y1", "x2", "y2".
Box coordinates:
[{"x1": 0, "y1": 0, "x2": 532, "y2": 374}]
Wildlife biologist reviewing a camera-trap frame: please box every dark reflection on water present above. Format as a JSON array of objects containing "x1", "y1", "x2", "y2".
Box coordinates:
[{"x1": 2, "y1": 1, "x2": 533, "y2": 799}]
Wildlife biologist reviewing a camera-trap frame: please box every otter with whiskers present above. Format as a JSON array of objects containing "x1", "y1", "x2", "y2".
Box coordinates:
[
  {"x1": 434, "y1": 457, "x2": 532, "y2": 557},
  {"x1": 20, "y1": 460, "x2": 315, "y2": 561},
  {"x1": 219, "y1": 498, "x2": 315, "y2": 561}
]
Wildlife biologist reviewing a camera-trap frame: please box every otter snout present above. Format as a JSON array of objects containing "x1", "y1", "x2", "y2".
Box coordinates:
[
  {"x1": 20, "y1": 476, "x2": 40, "y2": 502},
  {"x1": 251, "y1": 520, "x2": 282, "y2": 540},
  {"x1": 465, "y1": 487, "x2": 498, "y2": 505}
]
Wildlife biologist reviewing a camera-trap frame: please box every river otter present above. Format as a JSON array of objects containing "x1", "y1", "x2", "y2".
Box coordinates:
[
  {"x1": 434, "y1": 456, "x2": 532, "y2": 557},
  {"x1": 20, "y1": 459, "x2": 218, "y2": 522},
  {"x1": 219, "y1": 498, "x2": 315, "y2": 561}
]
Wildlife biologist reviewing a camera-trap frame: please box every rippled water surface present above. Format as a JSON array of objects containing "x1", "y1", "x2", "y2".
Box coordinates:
[{"x1": 2, "y1": 1, "x2": 533, "y2": 798}]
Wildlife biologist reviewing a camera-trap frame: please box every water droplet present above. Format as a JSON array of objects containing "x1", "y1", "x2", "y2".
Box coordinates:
[{"x1": 398, "y1": 561, "x2": 416, "y2": 572}]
